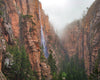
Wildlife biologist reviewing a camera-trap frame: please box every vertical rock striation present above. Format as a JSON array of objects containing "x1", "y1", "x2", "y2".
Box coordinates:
[
  {"x1": 62, "y1": 0, "x2": 100, "y2": 75},
  {"x1": 0, "y1": 0, "x2": 52, "y2": 79}
]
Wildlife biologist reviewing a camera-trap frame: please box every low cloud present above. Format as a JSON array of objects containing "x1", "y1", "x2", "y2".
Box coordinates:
[{"x1": 39, "y1": 0, "x2": 95, "y2": 33}]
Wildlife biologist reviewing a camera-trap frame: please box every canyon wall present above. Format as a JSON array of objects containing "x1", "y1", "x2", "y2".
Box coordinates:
[
  {"x1": 62, "y1": 0, "x2": 100, "y2": 75},
  {"x1": 0, "y1": 0, "x2": 52, "y2": 79},
  {"x1": 0, "y1": 0, "x2": 99, "y2": 79}
]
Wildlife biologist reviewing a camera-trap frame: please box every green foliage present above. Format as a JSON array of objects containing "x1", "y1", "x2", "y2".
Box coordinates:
[
  {"x1": 52, "y1": 72, "x2": 58, "y2": 80},
  {"x1": 60, "y1": 54, "x2": 87, "y2": 80},
  {"x1": 32, "y1": 21, "x2": 36, "y2": 26},
  {"x1": 0, "y1": 10, "x2": 3, "y2": 16},
  {"x1": 48, "y1": 52, "x2": 57, "y2": 75},
  {"x1": 29, "y1": 27, "x2": 36, "y2": 32},
  {"x1": 89, "y1": 49, "x2": 100, "y2": 80},
  {"x1": 40, "y1": 46, "x2": 46, "y2": 62},
  {"x1": 62, "y1": 72, "x2": 67, "y2": 78},
  {"x1": 22, "y1": 14, "x2": 33, "y2": 19},
  {"x1": 48, "y1": 35, "x2": 52, "y2": 40},
  {"x1": 0, "y1": 0, "x2": 4, "y2": 16},
  {"x1": 3, "y1": 45, "x2": 36, "y2": 80},
  {"x1": 40, "y1": 55, "x2": 45, "y2": 61},
  {"x1": 89, "y1": 64, "x2": 100, "y2": 80},
  {"x1": 20, "y1": 46, "x2": 36, "y2": 80},
  {"x1": 58, "y1": 72, "x2": 67, "y2": 80},
  {"x1": 52, "y1": 72, "x2": 67, "y2": 80}
]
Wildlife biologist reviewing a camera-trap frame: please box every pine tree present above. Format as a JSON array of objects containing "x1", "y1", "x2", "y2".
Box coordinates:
[
  {"x1": 3, "y1": 45, "x2": 36, "y2": 80},
  {"x1": 20, "y1": 46, "x2": 35, "y2": 80},
  {"x1": 48, "y1": 53, "x2": 57, "y2": 75},
  {"x1": 61, "y1": 54, "x2": 87, "y2": 80}
]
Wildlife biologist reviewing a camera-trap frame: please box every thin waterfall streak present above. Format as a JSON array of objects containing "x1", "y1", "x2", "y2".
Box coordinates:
[{"x1": 39, "y1": 6, "x2": 49, "y2": 58}]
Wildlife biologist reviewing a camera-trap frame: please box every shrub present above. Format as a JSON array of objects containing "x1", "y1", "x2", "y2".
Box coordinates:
[
  {"x1": 22, "y1": 15, "x2": 33, "y2": 19},
  {"x1": 0, "y1": 10, "x2": 3, "y2": 16},
  {"x1": 29, "y1": 27, "x2": 34, "y2": 32},
  {"x1": 48, "y1": 53, "x2": 57, "y2": 75}
]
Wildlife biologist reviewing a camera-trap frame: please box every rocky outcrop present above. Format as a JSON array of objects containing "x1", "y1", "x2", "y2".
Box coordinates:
[
  {"x1": 1, "y1": 22, "x2": 14, "y2": 44},
  {"x1": 40, "y1": 62, "x2": 52, "y2": 80}
]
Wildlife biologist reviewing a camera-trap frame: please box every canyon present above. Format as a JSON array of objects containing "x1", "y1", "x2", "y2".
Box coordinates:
[{"x1": 0, "y1": 0, "x2": 100, "y2": 80}]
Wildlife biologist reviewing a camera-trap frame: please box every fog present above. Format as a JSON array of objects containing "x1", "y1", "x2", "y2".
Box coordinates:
[{"x1": 39, "y1": 0, "x2": 95, "y2": 34}]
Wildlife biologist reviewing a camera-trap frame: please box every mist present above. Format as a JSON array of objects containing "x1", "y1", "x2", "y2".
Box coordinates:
[{"x1": 39, "y1": 0, "x2": 95, "y2": 35}]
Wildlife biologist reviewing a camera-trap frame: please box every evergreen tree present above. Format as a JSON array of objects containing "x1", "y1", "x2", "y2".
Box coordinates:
[
  {"x1": 3, "y1": 45, "x2": 36, "y2": 80},
  {"x1": 11, "y1": 46, "x2": 21, "y2": 80},
  {"x1": 20, "y1": 46, "x2": 35, "y2": 80},
  {"x1": 48, "y1": 53, "x2": 57, "y2": 75},
  {"x1": 61, "y1": 54, "x2": 87, "y2": 80},
  {"x1": 52, "y1": 72, "x2": 58, "y2": 80}
]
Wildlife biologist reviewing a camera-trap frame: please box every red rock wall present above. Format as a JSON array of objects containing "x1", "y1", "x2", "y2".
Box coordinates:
[
  {"x1": 0, "y1": 0, "x2": 52, "y2": 79},
  {"x1": 62, "y1": 0, "x2": 100, "y2": 75}
]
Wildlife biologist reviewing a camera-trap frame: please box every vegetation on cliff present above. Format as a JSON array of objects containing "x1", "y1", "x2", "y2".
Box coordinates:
[
  {"x1": 2, "y1": 44, "x2": 36, "y2": 80},
  {"x1": 0, "y1": 0, "x2": 100, "y2": 80},
  {"x1": 89, "y1": 49, "x2": 100, "y2": 80},
  {"x1": 48, "y1": 50, "x2": 57, "y2": 75}
]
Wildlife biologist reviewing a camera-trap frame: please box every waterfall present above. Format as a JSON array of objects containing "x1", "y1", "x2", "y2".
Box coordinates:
[{"x1": 39, "y1": 7, "x2": 49, "y2": 58}]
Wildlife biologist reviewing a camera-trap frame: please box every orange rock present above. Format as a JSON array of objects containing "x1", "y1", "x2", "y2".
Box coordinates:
[{"x1": 62, "y1": 0, "x2": 100, "y2": 75}]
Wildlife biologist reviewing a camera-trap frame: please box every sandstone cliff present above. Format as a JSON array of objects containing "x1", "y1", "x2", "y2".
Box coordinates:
[
  {"x1": 62, "y1": 0, "x2": 100, "y2": 75},
  {"x1": 0, "y1": 0, "x2": 99, "y2": 79},
  {"x1": 0, "y1": 0, "x2": 52, "y2": 80}
]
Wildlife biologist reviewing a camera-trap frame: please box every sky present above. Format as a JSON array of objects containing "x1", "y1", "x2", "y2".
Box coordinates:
[{"x1": 39, "y1": 0, "x2": 95, "y2": 33}]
